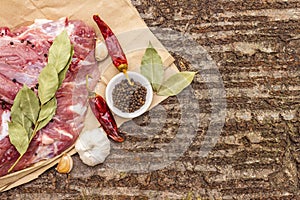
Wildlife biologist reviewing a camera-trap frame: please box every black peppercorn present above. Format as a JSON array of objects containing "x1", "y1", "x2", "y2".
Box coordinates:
[
  {"x1": 1, "y1": 101, "x2": 6, "y2": 109},
  {"x1": 112, "y1": 79, "x2": 147, "y2": 113}
]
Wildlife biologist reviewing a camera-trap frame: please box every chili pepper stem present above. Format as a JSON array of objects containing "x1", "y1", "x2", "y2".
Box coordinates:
[{"x1": 122, "y1": 69, "x2": 134, "y2": 86}]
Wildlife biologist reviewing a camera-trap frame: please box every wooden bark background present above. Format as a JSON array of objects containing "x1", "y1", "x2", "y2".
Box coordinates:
[{"x1": 1, "y1": 0, "x2": 300, "y2": 199}]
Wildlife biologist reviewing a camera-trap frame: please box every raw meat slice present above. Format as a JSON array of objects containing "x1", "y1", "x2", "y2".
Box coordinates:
[
  {"x1": 0, "y1": 73, "x2": 21, "y2": 104},
  {"x1": 0, "y1": 17, "x2": 99, "y2": 176}
]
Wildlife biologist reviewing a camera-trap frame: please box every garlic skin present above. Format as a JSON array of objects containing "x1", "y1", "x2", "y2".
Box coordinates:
[
  {"x1": 95, "y1": 39, "x2": 108, "y2": 61},
  {"x1": 75, "y1": 127, "x2": 110, "y2": 166},
  {"x1": 56, "y1": 154, "x2": 73, "y2": 174}
]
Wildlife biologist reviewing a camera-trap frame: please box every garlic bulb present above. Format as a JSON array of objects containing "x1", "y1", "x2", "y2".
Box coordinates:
[
  {"x1": 75, "y1": 127, "x2": 110, "y2": 166},
  {"x1": 56, "y1": 154, "x2": 73, "y2": 174},
  {"x1": 95, "y1": 39, "x2": 108, "y2": 61}
]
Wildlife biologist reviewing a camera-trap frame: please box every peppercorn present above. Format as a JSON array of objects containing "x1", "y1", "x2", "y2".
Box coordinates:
[
  {"x1": 112, "y1": 79, "x2": 147, "y2": 113},
  {"x1": 1, "y1": 101, "x2": 6, "y2": 109}
]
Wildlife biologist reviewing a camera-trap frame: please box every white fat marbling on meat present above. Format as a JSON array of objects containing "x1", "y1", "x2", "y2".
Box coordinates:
[
  {"x1": 54, "y1": 128, "x2": 74, "y2": 139},
  {"x1": 53, "y1": 143, "x2": 59, "y2": 155},
  {"x1": 69, "y1": 103, "x2": 87, "y2": 116},
  {"x1": 80, "y1": 60, "x2": 94, "y2": 66},
  {"x1": 33, "y1": 145, "x2": 51, "y2": 161},
  {"x1": 41, "y1": 134, "x2": 55, "y2": 145},
  {"x1": 30, "y1": 18, "x2": 75, "y2": 37},
  {"x1": 0, "y1": 110, "x2": 10, "y2": 141}
]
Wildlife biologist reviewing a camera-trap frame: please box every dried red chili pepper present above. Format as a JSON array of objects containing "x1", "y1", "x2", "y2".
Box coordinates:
[
  {"x1": 86, "y1": 75, "x2": 124, "y2": 143},
  {"x1": 93, "y1": 15, "x2": 128, "y2": 72},
  {"x1": 88, "y1": 93, "x2": 124, "y2": 142},
  {"x1": 93, "y1": 15, "x2": 132, "y2": 84}
]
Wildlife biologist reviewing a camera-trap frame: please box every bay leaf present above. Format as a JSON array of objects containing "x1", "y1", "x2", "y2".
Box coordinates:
[
  {"x1": 36, "y1": 115, "x2": 53, "y2": 131},
  {"x1": 140, "y1": 42, "x2": 164, "y2": 92},
  {"x1": 37, "y1": 97, "x2": 57, "y2": 131},
  {"x1": 47, "y1": 30, "x2": 72, "y2": 74},
  {"x1": 19, "y1": 85, "x2": 40, "y2": 124},
  {"x1": 157, "y1": 72, "x2": 196, "y2": 96},
  {"x1": 38, "y1": 64, "x2": 59, "y2": 105},
  {"x1": 8, "y1": 122, "x2": 29, "y2": 155},
  {"x1": 7, "y1": 31, "x2": 73, "y2": 172},
  {"x1": 10, "y1": 89, "x2": 33, "y2": 132},
  {"x1": 57, "y1": 46, "x2": 74, "y2": 88},
  {"x1": 10, "y1": 86, "x2": 23, "y2": 118},
  {"x1": 14, "y1": 114, "x2": 32, "y2": 136}
]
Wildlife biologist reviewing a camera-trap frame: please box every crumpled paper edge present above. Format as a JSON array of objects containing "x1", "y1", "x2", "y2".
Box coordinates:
[{"x1": 0, "y1": 147, "x2": 77, "y2": 192}]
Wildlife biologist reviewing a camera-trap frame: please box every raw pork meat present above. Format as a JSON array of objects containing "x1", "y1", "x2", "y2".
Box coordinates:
[{"x1": 0, "y1": 18, "x2": 99, "y2": 176}]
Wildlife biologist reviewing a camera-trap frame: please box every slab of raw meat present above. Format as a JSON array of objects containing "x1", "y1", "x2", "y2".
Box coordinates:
[{"x1": 0, "y1": 17, "x2": 99, "y2": 176}]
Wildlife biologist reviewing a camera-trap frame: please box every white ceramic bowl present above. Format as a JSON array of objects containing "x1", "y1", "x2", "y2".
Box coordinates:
[{"x1": 105, "y1": 71, "x2": 153, "y2": 118}]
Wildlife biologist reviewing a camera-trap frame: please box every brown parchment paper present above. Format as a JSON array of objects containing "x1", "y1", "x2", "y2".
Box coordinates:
[{"x1": 0, "y1": 0, "x2": 178, "y2": 192}]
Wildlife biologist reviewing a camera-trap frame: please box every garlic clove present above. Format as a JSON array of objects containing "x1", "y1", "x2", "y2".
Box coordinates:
[
  {"x1": 55, "y1": 154, "x2": 73, "y2": 174},
  {"x1": 95, "y1": 39, "x2": 108, "y2": 61}
]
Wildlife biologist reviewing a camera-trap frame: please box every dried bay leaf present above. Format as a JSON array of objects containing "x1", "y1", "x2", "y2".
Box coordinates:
[
  {"x1": 38, "y1": 30, "x2": 73, "y2": 104},
  {"x1": 8, "y1": 122, "x2": 29, "y2": 155},
  {"x1": 141, "y1": 42, "x2": 164, "y2": 92},
  {"x1": 38, "y1": 65, "x2": 59, "y2": 105},
  {"x1": 37, "y1": 98, "x2": 57, "y2": 131},
  {"x1": 157, "y1": 72, "x2": 196, "y2": 96},
  {"x1": 38, "y1": 97, "x2": 57, "y2": 122},
  {"x1": 15, "y1": 114, "x2": 32, "y2": 136},
  {"x1": 8, "y1": 30, "x2": 73, "y2": 172},
  {"x1": 19, "y1": 85, "x2": 40, "y2": 124},
  {"x1": 140, "y1": 43, "x2": 195, "y2": 97},
  {"x1": 36, "y1": 115, "x2": 54, "y2": 132},
  {"x1": 57, "y1": 46, "x2": 74, "y2": 88},
  {"x1": 10, "y1": 89, "x2": 33, "y2": 134},
  {"x1": 48, "y1": 30, "x2": 72, "y2": 74}
]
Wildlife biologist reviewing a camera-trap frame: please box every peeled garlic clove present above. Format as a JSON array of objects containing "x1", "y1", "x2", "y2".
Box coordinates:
[
  {"x1": 95, "y1": 39, "x2": 108, "y2": 61},
  {"x1": 75, "y1": 127, "x2": 110, "y2": 166},
  {"x1": 56, "y1": 154, "x2": 73, "y2": 174}
]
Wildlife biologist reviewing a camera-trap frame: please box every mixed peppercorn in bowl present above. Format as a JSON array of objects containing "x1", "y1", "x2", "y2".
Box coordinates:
[{"x1": 105, "y1": 71, "x2": 153, "y2": 119}]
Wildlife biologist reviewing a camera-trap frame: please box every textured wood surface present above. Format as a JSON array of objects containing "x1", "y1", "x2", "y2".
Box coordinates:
[{"x1": 1, "y1": 0, "x2": 300, "y2": 199}]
